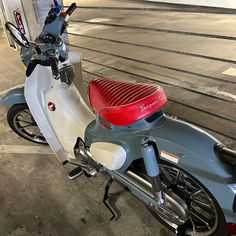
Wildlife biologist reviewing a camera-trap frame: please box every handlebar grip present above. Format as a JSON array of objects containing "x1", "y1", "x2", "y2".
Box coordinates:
[
  {"x1": 49, "y1": 58, "x2": 60, "y2": 80},
  {"x1": 65, "y1": 3, "x2": 77, "y2": 16},
  {"x1": 26, "y1": 60, "x2": 39, "y2": 77}
]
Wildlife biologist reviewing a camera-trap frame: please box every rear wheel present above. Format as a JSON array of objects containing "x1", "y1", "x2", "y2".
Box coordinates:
[
  {"x1": 153, "y1": 162, "x2": 226, "y2": 236},
  {"x1": 132, "y1": 160, "x2": 227, "y2": 236},
  {"x1": 7, "y1": 104, "x2": 47, "y2": 145}
]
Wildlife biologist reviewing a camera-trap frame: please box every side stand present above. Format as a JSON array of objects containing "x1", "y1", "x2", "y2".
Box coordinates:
[{"x1": 103, "y1": 177, "x2": 118, "y2": 221}]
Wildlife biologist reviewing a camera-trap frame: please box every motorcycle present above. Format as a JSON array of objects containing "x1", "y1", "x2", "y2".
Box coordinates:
[{"x1": 1, "y1": 1, "x2": 236, "y2": 235}]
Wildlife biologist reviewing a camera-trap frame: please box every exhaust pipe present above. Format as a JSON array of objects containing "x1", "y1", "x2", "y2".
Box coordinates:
[{"x1": 107, "y1": 170, "x2": 189, "y2": 226}]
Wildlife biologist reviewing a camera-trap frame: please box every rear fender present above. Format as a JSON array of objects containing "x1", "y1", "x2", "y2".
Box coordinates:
[
  {"x1": 0, "y1": 87, "x2": 26, "y2": 106},
  {"x1": 150, "y1": 116, "x2": 236, "y2": 223}
]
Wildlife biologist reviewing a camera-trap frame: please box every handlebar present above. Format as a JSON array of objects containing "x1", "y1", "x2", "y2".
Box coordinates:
[
  {"x1": 48, "y1": 2, "x2": 76, "y2": 80},
  {"x1": 53, "y1": 0, "x2": 59, "y2": 5},
  {"x1": 27, "y1": 3, "x2": 77, "y2": 78},
  {"x1": 49, "y1": 58, "x2": 60, "y2": 80},
  {"x1": 65, "y1": 3, "x2": 77, "y2": 16}
]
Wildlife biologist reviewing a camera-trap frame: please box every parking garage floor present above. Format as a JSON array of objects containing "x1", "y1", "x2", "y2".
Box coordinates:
[{"x1": 0, "y1": 0, "x2": 236, "y2": 235}]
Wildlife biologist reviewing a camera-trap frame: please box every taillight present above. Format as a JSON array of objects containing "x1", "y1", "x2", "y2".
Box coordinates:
[{"x1": 227, "y1": 223, "x2": 236, "y2": 235}]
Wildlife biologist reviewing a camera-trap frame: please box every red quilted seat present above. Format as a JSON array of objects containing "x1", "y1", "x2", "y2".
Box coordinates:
[{"x1": 89, "y1": 78, "x2": 168, "y2": 126}]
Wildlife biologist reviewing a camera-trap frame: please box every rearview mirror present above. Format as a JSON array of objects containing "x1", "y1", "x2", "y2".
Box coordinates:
[{"x1": 5, "y1": 22, "x2": 29, "y2": 48}]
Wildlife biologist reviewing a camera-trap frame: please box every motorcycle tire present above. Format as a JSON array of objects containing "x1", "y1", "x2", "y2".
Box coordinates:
[{"x1": 7, "y1": 104, "x2": 48, "y2": 145}]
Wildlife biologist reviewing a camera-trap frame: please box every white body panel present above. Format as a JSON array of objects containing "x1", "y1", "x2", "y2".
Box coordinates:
[
  {"x1": 90, "y1": 142, "x2": 126, "y2": 170},
  {"x1": 25, "y1": 52, "x2": 95, "y2": 162}
]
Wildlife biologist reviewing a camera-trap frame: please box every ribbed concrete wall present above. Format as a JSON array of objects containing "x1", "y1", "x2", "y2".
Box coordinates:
[{"x1": 145, "y1": 0, "x2": 236, "y2": 9}]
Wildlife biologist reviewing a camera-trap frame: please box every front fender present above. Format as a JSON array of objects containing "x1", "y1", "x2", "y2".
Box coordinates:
[
  {"x1": 150, "y1": 116, "x2": 236, "y2": 223},
  {"x1": 0, "y1": 87, "x2": 26, "y2": 106}
]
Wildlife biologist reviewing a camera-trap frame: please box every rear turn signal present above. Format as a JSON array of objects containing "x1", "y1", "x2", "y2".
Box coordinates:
[{"x1": 227, "y1": 223, "x2": 236, "y2": 235}]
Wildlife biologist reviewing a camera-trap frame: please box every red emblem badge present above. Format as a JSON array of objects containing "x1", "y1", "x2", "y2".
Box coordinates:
[{"x1": 48, "y1": 102, "x2": 56, "y2": 111}]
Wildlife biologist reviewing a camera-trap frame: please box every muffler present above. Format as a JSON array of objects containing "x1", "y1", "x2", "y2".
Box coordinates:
[{"x1": 106, "y1": 169, "x2": 189, "y2": 226}]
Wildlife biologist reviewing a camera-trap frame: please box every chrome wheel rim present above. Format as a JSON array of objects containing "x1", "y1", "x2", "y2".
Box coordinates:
[
  {"x1": 13, "y1": 108, "x2": 47, "y2": 144},
  {"x1": 159, "y1": 164, "x2": 218, "y2": 236}
]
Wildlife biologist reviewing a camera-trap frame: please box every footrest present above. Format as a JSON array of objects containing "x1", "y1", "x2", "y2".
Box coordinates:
[{"x1": 68, "y1": 167, "x2": 83, "y2": 180}]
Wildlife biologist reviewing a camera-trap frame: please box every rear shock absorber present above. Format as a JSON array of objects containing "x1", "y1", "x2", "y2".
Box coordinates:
[{"x1": 141, "y1": 137, "x2": 164, "y2": 204}]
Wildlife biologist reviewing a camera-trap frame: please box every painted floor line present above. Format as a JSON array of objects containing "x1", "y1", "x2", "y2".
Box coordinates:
[{"x1": 0, "y1": 145, "x2": 53, "y2": 155}]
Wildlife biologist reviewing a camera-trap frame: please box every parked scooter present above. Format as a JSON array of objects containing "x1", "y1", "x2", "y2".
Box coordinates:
[{"x1": 2, "y1": 1, "x2": 236, "y2": 235}]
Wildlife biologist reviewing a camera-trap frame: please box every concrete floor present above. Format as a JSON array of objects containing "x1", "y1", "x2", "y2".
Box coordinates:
[{"x1": 0, "y1": 0, "x2": 236, "y2": 235}]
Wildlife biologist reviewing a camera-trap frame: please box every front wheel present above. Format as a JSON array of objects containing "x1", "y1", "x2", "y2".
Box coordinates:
[
  {"x1": 151, "y1": 161, "x2": 227, "y2": 236},
  {"x1": 7, "y1": 104, "x2": 47, "y2": 145}
]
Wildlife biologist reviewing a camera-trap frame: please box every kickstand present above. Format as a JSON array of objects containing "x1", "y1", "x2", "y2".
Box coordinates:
[{"x1": 103, "y1": 177, "x2": 117, "y2": 221}]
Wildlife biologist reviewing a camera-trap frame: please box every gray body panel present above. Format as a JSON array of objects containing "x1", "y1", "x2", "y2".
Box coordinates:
[
  {"x1": 85, "y1": 114, "x2": 236, "y2": 223},
  {"x1": 0, "y1": 87, "x2": 26, "y2": 106}
]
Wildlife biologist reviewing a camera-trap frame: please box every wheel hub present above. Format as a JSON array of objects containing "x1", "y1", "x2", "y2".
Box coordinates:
[{"x1": 154, "y1": 187, "x2": 189, "y2": 226}]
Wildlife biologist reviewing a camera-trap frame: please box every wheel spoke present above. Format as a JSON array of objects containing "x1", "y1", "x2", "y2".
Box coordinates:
[
  {"x1": 161, "y1": 167, "x2": 174, "y2": 184},
  {"x1": 190, "y1": 189, "x2": 202, "y2": 198},
  {"x1": 17, "y1": 119, "x2": 35, "y2": 125},
  {"x1": 23, "y1": 110, "x2": 31, "y2": 116},
  {"x1": 192, "y1": 198, "x2": 212, "y2": 210},
  {"x1": 189, "y1": 215, "x2": 197, "y2": 233},
  {"x1": 20, "y1": 124, "x2": 35, "y2": 129},
  {"x1": 184, "y1": 178, "x2": 198, "y2": 191},
  {"x1": 34, "y1": 132, "x2": 42, "y2": 139},
  {"x1": 174, "y1": 171, "x2": 181, "y2": 185},
  {"x1": 190, "y1": 210, "x2": 211, "y2": 230}
]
